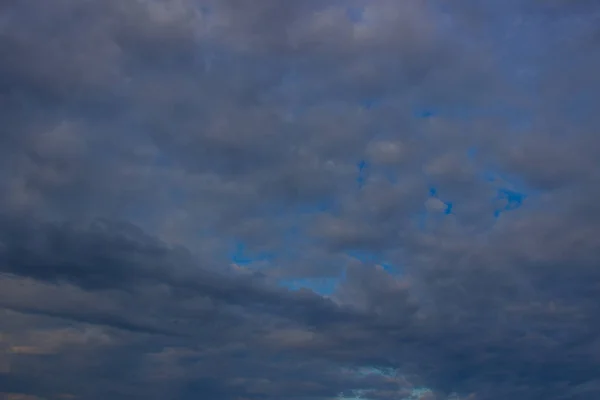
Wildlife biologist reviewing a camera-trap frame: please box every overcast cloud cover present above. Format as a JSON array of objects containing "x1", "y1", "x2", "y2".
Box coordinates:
[{"x1": 1, "y1": 0, "x2": 600, "y2": 399}]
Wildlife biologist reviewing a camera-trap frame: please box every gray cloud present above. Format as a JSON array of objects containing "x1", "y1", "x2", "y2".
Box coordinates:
[{"x1": 1, "y1": 0, "x2": 600, "y2": 399}]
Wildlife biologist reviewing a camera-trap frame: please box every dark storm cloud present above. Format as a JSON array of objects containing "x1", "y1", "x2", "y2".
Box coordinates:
[
  {"x1": 0, "y1": 219, "x2": 417, "y2": 400},
  {"x1": 2, "y1": 0, "x2": 600, "y2": 399}
]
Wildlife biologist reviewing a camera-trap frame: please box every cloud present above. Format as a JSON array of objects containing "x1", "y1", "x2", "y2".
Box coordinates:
[{"x1": 1, "y1": 0, "x2": 600, "y2": 399}]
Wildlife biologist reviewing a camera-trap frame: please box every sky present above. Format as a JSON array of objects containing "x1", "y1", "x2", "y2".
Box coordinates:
[{"x1": 1, "y1": 0, "x2": 600, "y2": 399}]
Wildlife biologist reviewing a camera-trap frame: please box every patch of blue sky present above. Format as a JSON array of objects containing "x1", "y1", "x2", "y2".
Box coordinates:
[
  {"x1": 429, "y1": 186, "x2": 453, "y2": 214},
  {"x1": 357, "y1": 160, "x2": 368, "y2": 189},
  {"x1": 493, "y1": 188, "x2": 526, "y2": 218},
  {"x1": 412, "y1": 186, "x2": 453, "y2": 230},
  {"x1": 466, "y1": 146, "x2": 478, "y2": 160},
  {"x1": 229, "y1": 241, "x2": 276, "y2": 267},
  {"x1": 379, "y1": 261, "x2": 397, "y2": 274},
  {"x1": 498, "y1": 188, "x2": 526, "y2": 210},
  {"x1": 413, "y1": 107, "x2": 437, "y2": 119},
  {"x1": 357, "y1": 160, "x2": 368, "y2": 173},
  {"x1": 465, "y1": 147, "x2": 537, "y2": 219}
]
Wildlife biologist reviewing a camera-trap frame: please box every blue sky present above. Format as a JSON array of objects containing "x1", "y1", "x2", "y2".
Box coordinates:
[{"x1": 1, "y1": 1, "x2": 600, "y2": 399}]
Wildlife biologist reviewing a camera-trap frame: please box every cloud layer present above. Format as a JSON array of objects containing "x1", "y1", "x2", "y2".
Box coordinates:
[{"x1": 2, "y1": 1, "x2": 600, "y2": 399}]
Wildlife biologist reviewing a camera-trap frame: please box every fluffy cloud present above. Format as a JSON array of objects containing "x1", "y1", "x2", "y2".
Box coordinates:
[{"x1": 1, "y1": 0, "x2": 600, "y2": 399}]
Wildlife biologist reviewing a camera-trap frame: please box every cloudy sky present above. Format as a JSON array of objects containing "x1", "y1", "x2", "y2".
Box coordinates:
[{"x1": 1, "y1": 0, "x2": 600, "y2": 399}]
